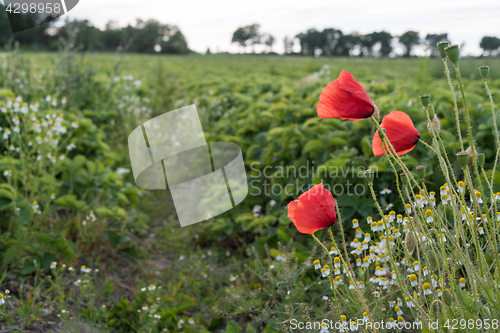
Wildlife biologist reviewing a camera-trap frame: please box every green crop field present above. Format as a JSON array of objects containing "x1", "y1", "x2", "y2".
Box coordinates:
[{"x1": 1, "y1": 49, "x2": 500, "y2": 332}]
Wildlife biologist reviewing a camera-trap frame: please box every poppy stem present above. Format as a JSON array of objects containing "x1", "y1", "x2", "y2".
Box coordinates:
[
  {"x1": 482, "y1": 77, "x2": 500, "y2": 149},
  {"x1": 441, "y1": 58, "x2": 464, "y2": 150}
]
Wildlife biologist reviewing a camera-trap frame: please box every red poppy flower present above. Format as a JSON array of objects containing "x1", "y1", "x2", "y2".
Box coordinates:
[
  {"x1": 287, "y1": 184, "x2": 336, "y2": 234},
  {"x1": 372, "y1": 111, "x2": 420, "y2": 157},
  {"x1": 317, "y1": 70, "x2": 376, "y2": 121}
]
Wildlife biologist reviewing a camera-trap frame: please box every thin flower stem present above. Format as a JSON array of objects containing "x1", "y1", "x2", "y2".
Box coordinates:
[
  {"x1": 310, "y1": 233, "x2": 342, "y2": 322},
  {"x1": 482, "y1": 78, "x2": 500, "y2": 149},
  {"x1": 442, "y1": 58, "x2": 464, "y2": 150},
  {"x1": 454, "y1": 64, "x2": 487, "y2": 204}
]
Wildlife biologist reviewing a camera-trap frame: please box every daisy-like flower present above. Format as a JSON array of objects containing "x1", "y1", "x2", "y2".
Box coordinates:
[
  {"x1": 3, "y1": 128, "x2": 11, "y2": 140},
  {"x1": 396, "y1": 214, "x2": 403, "y2": 224},
  {"x1": 355, "y1": 228, "x2": 362, "y2": 239},
  {"x1": 415, "y1": 194, "x2": 424, "y2": 208},
  {"x1": 388, "y1": 211, "x2": 396, "y2": 223},
  {"x1": 459, "y1": 277, "x2": 466, "y2": 288},
  {"x1": 363, "y1": 233, "x2": 371, "y2": 242},
  {"x1": 409, "y1": 274, "x2": 418, "y2": 287},
  {"x1": 188, "y1": 318, "x2": 195, "y2": 325},
  {"x1": 50, "y1": 262, "x2": 57, "y2": 269},
  {"x1": 350, "y1": 321, "x2": 358, "y2": 331},
  {"x1": 329, "y1": 246, "x2": 338, "y2": 255},
  {"x1": 438, "y1": 233, "x2": 447, "y2": 242},
  {"x1": 50, "y1": 193, "x2": 56, "y2": 199},
  {"x1": 81, "y1": 265, "x2": 91, "y2": 273},
  {"x1": 51, "y1": 99, "x2": 57, "y2": 107},
  {"x1": 229, "y1": 275, "x2": 236, "y2": 282},
  {"x1": 377, "y1": 220, "x2": 384, "y2": 231},
  {"x1": 423, "y1": 282, "x2": 432, "y2": 295},
  {"x1": 475, "y1": 191, "x2": 483, "y2": 204},
  {"x1": 367, "y1": 216, "x2": 373, "y2": 225},
  {"x1": 380, "y1": 188, "x2": 391, "y2": 195},
  {"x1": 352, "y1": 219, "x2": 359, "y2": 228},
  {"x1": 397, "y1": 298, "x2": 403, "y2": 307},
  {"x1": 395, "y1": 305, "x2": 403, "y2": 316},
  {"x1": 437, "y1": 288, "x2": 442, "y2": 297},
  {"x1": 319, "y1": 323, "x2": 329, "y2": 333},
  {"x1": 362, "y1": 240, "x2": 369, "y2": 250},
  {"x1": 3, "y1": 170, "x2": 12, "y2": 178},
  {"x1": 350, "y1": 238, "x2": 360, "y2": 249},
  {"x1": 71, "y1": 121, "x2": 79, "y2": 129},
  {"x1": 478, "y1": 227, "x2": 484, "y2": 235},
  {"x1": 370, "y1": 221, "x2": 378, "y2": 232},
  {"x1": 458, "y1": 181, "x2": 465, "y2": 193},
  {"x1": 405, "y1": 296, "x2": 414, "y2": 308},
  {"x1": 313, "y1": 259, "x2": 321, "y2": 270},
  {"x1": 148, "y1": 284, "x2": 156, "y2": 291},
  {"x1": 67, "y1": 142, "x2": 76, "y2": 151},
  {"x1": 0, "y1": 292, "x2": 5, "y2": 306},
  {"x1": 393, "y1": 229, "x2": 401, "y2": 238},
  {"x1": 321, "y1": 265, "x2": 331, "y2": 278},
  {"x1": 425, "y1": 209, "x2": 434, "y2": 223},
  {"x1": 61, "y1": 97, "x2": 67, "y2": 105},
  {"x1": 397, "y1": 316, "x2": 406, "y2": 326},
  {"x1": 405, "y1": 203, "x2": 412, "y2": 214},
  {"x1": 334, "y1": 257, "x2": 341, "y2": 268},
  {"x1": 356, "y1": 258, "x2": 362, "y2": 267}
]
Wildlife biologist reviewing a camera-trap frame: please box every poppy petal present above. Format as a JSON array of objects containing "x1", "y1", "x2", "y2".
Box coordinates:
[{"x1": 317, "y1": 70, "x2": 375, "y2": 121}]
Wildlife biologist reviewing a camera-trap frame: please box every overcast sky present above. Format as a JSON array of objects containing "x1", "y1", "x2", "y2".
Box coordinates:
[{"x1": 3, "y1": 0, "x2": 500, "y2": 55}]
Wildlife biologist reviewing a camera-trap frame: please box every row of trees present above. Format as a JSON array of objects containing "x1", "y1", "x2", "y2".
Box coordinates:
[
  {"x1": 0, "y1": 4, "x2": 190, "y2": 54},
  {"x1": 231, "y1": 24, "x2": 500, "y2": 57}
]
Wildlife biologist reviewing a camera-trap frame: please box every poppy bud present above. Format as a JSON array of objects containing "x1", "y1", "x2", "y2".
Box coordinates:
[
  {"x1": 427, "y1": 105, "x2": 436, "y2": 119},
  {"x1": 416, "y1": 165, "x2": 426, "y2": 180},
  {"x1": 478, "y1": 153, "x2": 485, "y2": 167},
  {"x1": 437, "y1": 41, "x2": 449, "y2": 59},
  {"x1": 372, "y1": 105, "x2": 381, "y2": 122},
  {"x1": 457, "y1": 152, "x2": 469, "y2": 168},
  {"x1": 479, "y1": 66, "x2": 489, "y2": 80},
  {"x1": 428, "y1": 114, "x2": 441, "y2": 137},
  {"x1": 364, "y1": 169, "x2": 375, "y2": 185},
  {"x1": 405, "y1": 231, "x2": 417, "y2": 254},
  {"x1": 444, "y1": 44, "x2": 460, "y2": 65},
  {"x1": 420, "y1": 94, "x2": 430, "y2": 108},
  {"x1": 442, "y1": 289, "x2": 452, "y2": 306},
  {"x1": 465, "y1": 146, "x2": 477, "y2": 166},
  {"x1": 427, "y1": 249, "x2": 439, "y2": 270}
]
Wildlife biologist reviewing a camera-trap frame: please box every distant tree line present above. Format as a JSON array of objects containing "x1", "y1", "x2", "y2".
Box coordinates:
[
  {"x1": 232, "y1": 24, "x2": 500, "y2": 57},
  {"x1": 0, "y1": 4, "x2": 190, "y2": 54}
]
